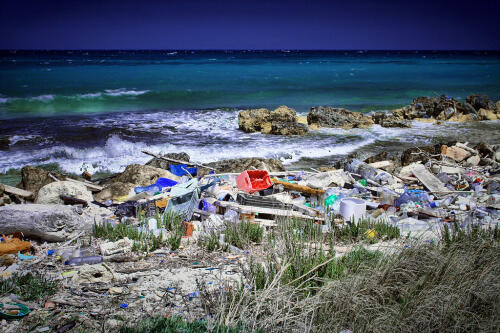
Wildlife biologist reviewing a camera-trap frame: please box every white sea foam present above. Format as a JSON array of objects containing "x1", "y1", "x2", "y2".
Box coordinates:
[
  {"x1": 104, "y1": 88, "x2": 149, "y2": 97},
  {"x1": 78, "y1": 92, "x2": 103, "y2": 98},
  {"x1": 30, "y1": 94, "x2": 55, "y2": 102}
]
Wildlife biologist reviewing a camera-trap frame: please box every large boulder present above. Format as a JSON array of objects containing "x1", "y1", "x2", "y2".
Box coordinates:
[
  {"x1": 0, "y1": 204, "x2": 92, "y2": 242},
  {"x1": 145, "y1": 152, "x2": 191, "y2": 170},
  {"x1": 307, "y1": 106, "x2": 374, "y2": 129},
  {"x1": 393, "y1": 96, "x2": 481, "y2": 122},
  {"x1": 495, "y1": 101, "x2": 500, "y2": 114},
  {"x1": 478, "y1": 108, "x2": 498, "y2": 121},
  {"x1": 18, "y1": 166, "x2": 68, "y2": 196},
  {"x1": 238, "y1": 106, "x2": 308, "y2": 135},
  {"x1": 109, "y1": 164, "x2": 180, "y2": 187},
  {"x1": 466, "y1": 94, "x2": 494, "y2": 111},
  {"x1": 198, "y1": 157, "x2": 285, "y2": 177},
  {"x1": 372, "y1": 112, "x2": 412, "y2": 128},
  {"x1": 94, "y1": 182, "x2": 136, "y2": 202},
  {"x1": 36, "y1": 180, "x2": 93, "y2": 204}
]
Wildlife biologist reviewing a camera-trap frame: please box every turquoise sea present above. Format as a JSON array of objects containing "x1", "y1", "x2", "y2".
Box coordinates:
[{"x1": 1, "y1": 50, "x2": 499, "y2": 177}]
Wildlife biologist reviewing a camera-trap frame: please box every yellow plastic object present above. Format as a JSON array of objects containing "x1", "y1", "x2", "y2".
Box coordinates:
[
  {"x1": 116, "y1": 195, "x2": 128, "y2": 202},
  {"x1": 364, "y1": 229, "x2": 377, "y2": 239},
  {"x1": 155, "y1": 198, "x2": 169, "y2": 208},
  {"x1": 61, "y1": 270, "x2": 77, "y2": 278}
]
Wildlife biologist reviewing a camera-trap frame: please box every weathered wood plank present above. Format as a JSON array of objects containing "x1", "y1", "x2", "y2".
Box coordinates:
[
  {"x1": 1, "y1": 183, "x2": 33, "y2": 198},
  {"x1": 142, "y1": 150, "x2": 216, "y2": 170},
  {"x1": 217, "y1": 201, "x2": 324, "y2": 221},
  {"x1": 271, "y1": 178, "x2": 325, "y2": 196},
  {"x1": 411, "y1": 164, "x2": 449, "y2": 198},
  {"x1": 368, "y1": 160, "x2": 394, "y2": 169}
]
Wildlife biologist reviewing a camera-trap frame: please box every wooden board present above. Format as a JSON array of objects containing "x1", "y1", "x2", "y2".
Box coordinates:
[
  {"x1": 271, "y1": 178, "x2": 325, "y2": 196},
  {"x1": 368, "y1": 160, "x2": 394, "y2": 169},
  {"x1": 217, "y1": 201, "x2": 324, "y2": 221},
  {"x1": 1, "y1": 183, "x2": 33, "y2": 198},
  {"x1": 410, "y1": 164, "x2": 449, "y2": 198},
  {"x1": 65, "y1": 178, "x2": 103, "y2": 192}
]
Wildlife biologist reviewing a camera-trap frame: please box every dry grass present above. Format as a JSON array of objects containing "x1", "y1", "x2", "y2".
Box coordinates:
[{"x1": 202, "y1": 225, "x2": 500, "y2": 332}]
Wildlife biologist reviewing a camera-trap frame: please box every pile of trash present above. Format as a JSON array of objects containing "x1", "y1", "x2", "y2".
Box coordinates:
[{"x1": 0, "y1": 141, "x2": 499, "y2": 331}]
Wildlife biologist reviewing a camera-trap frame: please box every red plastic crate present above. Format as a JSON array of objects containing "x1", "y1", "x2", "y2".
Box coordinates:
[{"x1": 236, "y1": 170, "x2": 273, "y2": 193}]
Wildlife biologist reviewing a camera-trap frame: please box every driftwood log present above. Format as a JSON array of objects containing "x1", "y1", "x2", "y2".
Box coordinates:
[{"x1": 0, "y1": 204, "x2": 92, "y2": 242}]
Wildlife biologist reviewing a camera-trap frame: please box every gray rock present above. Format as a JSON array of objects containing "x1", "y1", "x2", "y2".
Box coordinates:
[
  {"x1": 18, "y1": 165, "x2": 68, "y2": 196},
  {"x1": 270, "y1": 121, "x2": 308, "y2": 135},
  {"x1": 0, "y1": 204, "x2": 92, "y2": 241},
  {"x1": 36, "y1": 180, "x2": 93, "y2": 204},
  {"x1": 466, "y1": 94, "x2": 492, "y2": 111},
  {"x1": 238, "y1": 105, "x2": 308, "y2": 135},
  {"x1": 106, "y1": 164, "x2": 180, "y2": 187},
  {"x1": 372, "y1": 112, "x2": 412, "y2": 128},
  {"x1": 94, "y1": 182, "x2": 136, "y2": 202},
  {"x1": 308, "y1": 106, "x2": 374, "y2": 129},
  {"x1": 465, "y1": 155, "x2": 480, "y2": 167},
  {"x1": 146, "y1": 152, "x2": 191, "y2": 170}
]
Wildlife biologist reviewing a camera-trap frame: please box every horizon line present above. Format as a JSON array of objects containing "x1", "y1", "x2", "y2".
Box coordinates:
[{"x1": 1, "y1": 48, "x2": 500, "y2": 52}]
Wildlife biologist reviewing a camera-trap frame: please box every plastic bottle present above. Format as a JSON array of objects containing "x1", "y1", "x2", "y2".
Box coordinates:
[
  {"x1": 374, "y1": 171, "x2": 393, "y2": 185},
  {"x1": 65, "y1": 256, "x2": 103, "y2": 266},
  {"x1": 72, "y1": 247, "x2": 94, "y2": 258},
  {"x1": 394, "y1": 189, "x2": 431, "y2": 208},
  {"x1": 378, "y1": 187, "x2": 398, "y2": 205},
  {"x1": 330, "y1": 194, "x2": 345, "y2": 213}
]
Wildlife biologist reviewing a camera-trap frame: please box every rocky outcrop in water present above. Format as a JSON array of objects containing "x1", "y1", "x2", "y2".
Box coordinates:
[
  {"x1": 466, "y1": 94, "x2": 495, "y2": 111},
  {"x1": 392, "y1": 94, "x2": 499, "y2": 122},
  {"x1": 372, "y1": 112, "x2": 412, "y2": 128},
  {"x1": 307, "y1": 106, "x2": 374, "y2": 129},
  {"x1": 238, "y1": 106, "x2": 308, "y2": 135}
]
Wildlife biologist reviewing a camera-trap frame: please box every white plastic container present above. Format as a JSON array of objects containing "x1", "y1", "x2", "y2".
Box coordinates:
[
  {"x1": 339, "y1": 198, "x2": 366, "y2": 223},
  {"x1": 148, "y1": 218, "x2": 158, "y2": 231}
]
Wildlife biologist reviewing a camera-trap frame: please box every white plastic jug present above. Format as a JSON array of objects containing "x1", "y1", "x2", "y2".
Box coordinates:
[{"x1": 339, "y1": 198, "x2": 366, "y2": 222}]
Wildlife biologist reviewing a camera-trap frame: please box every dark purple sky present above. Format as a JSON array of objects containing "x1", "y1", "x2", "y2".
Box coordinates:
[{"x1": 1, "y1": 0, "x2": 499, "y2": 50}]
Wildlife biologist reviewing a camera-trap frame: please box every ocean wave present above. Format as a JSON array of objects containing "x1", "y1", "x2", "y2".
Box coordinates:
[
  {"x1": 0, "y1": 128, "x2": 373, "y2": 175},
  {"x1": 29, "y1": 94, "x2": 55, "y2": 102},
  {"x1": 103, "y1": 88, "x2": 149, "y2": 97}
]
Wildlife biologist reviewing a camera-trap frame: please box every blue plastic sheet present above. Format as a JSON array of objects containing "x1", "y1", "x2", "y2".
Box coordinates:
[
  {"x1": 134, "y1": 177, "x2": 178, "y2": 194},
  {"x1": 170, "y1": 164, "x2": 198, "y2": 177}
]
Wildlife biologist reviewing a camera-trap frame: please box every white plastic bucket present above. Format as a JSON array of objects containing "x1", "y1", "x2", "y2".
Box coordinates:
[{"x1": 339, "y1": 198, "x2": 366, "y2": 222}]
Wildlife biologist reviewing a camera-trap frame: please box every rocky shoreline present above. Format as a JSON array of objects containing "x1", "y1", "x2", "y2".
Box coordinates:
[
  {"x1": 238, "y1": 94, "x2": 500, "y2": 135},
  {"x1": 0, "y1": 99, "x2": 498, "y2": 331}
]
